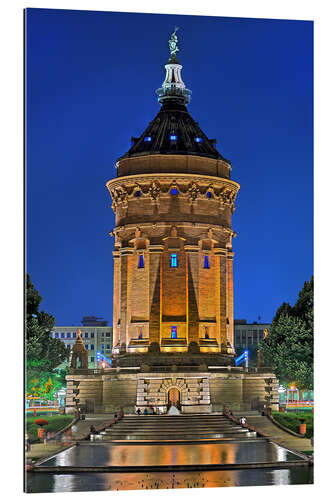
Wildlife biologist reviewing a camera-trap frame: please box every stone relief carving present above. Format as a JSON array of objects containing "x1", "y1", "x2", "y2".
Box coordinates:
[
  {"x1": 188, "y1": 181, "x2": 200, "y2": 203},
  {"x1": 148, "y1": 181, "x2": 160, "y2": 204},
  {"x1": 109, "y1": 179, "x2": 238, "y2": 213}
]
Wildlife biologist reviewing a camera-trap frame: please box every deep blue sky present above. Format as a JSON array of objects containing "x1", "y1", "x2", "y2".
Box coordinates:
[{"x1": 26, "y1": 8, "x2": 313, "y2": 326}]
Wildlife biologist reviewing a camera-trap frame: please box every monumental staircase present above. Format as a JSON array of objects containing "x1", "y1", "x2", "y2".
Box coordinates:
[{"x1": 100, "y1": 414, "x2": 254, "y2": 442}]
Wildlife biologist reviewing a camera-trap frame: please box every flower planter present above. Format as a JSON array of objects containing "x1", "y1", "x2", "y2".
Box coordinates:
[{"x1": 37, "y1": 427, "x2": 45, "y2": 440}]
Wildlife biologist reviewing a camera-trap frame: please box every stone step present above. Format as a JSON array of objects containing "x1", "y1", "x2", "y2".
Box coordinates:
[
  {"x1": 107, "y1": 423, "x2": 244, "y2": 430},
  {"x1": 104, "y1": 428, "x2": 248, "y2": 438},
  {"x1": 232, "y1": 410, "x2": 261, "y2": 417},
  {"x1": 107, "y1": 427, "x2": 246, "y2": 432}
]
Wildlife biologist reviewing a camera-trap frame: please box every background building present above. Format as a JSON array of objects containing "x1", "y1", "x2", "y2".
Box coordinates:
[
  {"x1": 233, "y1": 319, "x2": 270, "y2": 364},
  {"x1": 51, "y1": 324, "x2": 113, "y2": 368},
  {"x1": 81, "y1": 316, "x2": 109, "y2": 326}
]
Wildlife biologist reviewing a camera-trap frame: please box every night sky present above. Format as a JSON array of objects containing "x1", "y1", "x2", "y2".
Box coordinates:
[{"x1": 26, "y1": 8, "x2": 313, "y2": 326}]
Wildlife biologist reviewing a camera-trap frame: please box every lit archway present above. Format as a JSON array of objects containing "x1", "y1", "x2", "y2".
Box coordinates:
[{"x1": 168, "y1": 387, "x2": 181, "y2": 408}]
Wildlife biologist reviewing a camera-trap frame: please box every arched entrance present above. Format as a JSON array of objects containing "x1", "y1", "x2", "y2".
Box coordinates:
[{"x1": 168, "y1": 387, "x2": 181, "y2": 410}]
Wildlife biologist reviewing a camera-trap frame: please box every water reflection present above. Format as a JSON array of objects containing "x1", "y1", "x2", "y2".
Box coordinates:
[
  {"x1": 40, "y1": 441, "x2": 303, "y2": 468},
  {"x1": 26, "y1": 468, "x2": 313, "y2": 493}
]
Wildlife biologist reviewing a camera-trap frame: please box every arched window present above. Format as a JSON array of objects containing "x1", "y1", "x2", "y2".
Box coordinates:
[
  {"x1": 171, "y1": 326, "x2": 177, "y2": 339},
  {"x1": 170, "y1": 253, "x2": 178, "y2": 268},
  {"x1": 204, "y1": 255, "x2": 210, "y2": 269},
  {"x1": 138, "y1": 254, "x2": 144, "y2": 268}
]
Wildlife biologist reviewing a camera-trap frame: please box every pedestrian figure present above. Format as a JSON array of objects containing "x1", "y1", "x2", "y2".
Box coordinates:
[
  {"x1": 136, "y1": 408, "x2": 141, "y2": 415},
  {"x1": 25, "y1": 433, "x2": 31, "y2": 452},
  {"x1": 71, "y1": 423, "x2": 78, "y2": 437},
  {"x1": 144, "y1": 408, "x2": 148, "y2": 415}
]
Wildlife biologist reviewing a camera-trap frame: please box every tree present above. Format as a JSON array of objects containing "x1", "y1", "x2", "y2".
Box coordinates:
[
  {"x1": 26, "y1": 275, "x2": 69, "y2": 398},
  {"x1": 259, "y1": 277, "x2": 313, "y2": 390}
]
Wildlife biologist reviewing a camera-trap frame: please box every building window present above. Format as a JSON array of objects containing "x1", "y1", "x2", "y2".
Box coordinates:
[
  {"x1": 195, "y1": 137, "x2": 203, "y2": 143},
  {"x1": 144, "y1": 136, "x2": 152, "y2": 142},
  {"x1": 106, "y1": 344, "x2": 110, "y2": 350},
  {"x1": 61, "y1": 333, "x2": 65, "y2": 339},
  {"x1": 170, "y1": 253, "x2": 178, "y2": 268},
  {"x1": 138, "y1": 254, "x2": 144, "y2": 268},
  {"x1": 91, "y1": 344, "x2": 94, "y2": 350},
  {"x1": 135, "y1": 190, "x2": 141, "y2": 197},
  {"x1": 170, "y1": 187, "x2": 178, "y2": 195},
  {"x1": 204, "y1": 255, "x2": 210, "y2": 269},
  {"x1": 101, "y1": 344, "x2": 104, "y2": 349},
  {"x1": 170, "y1": 134, "x2": 177, "y2": 141},
  {"x1": 85, "y1": 344, "x2": 89, "y2": 350},
  {"x1": 55, "y1": 332, "x2": 59, "y2": 338},
  {"x1": 67, "y1": 332, "x2": 71, "y2": 338},
  {"x1": 206, "y1": 191, "x2": 212, "y2": 198},
  {"x1": 171, "y1": 326, "x2": 177, "y2": 339},
  {"x1": 72, "y1": 332, "x2": 76, "y2": 338},
  {"x1": 91, "y1": 332, "x2": 94, "y2": 338},
  {"x1": 84, "y1": 332, "x2": 89, "y2": 338},
  {"x1": 102, "y1": 333, "x2": 104, "y2": 337},
  {"x1": 106, "y1": 332, "x2": 110, "y2": 337},
  {"x1": 66, "y1": 344, "x2": 71, "y2": 349},
  {"x1": 90, "y1": 357, "x2": 94, "y2": 362}
]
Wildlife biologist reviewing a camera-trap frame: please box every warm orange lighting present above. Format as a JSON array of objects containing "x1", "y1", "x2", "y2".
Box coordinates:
[
  {"x1": 161, "y1": 346, "x2": 187, "y2": 353},
  {"x1": 200, "y1": 347, "x2": 219, "y2": 353}
]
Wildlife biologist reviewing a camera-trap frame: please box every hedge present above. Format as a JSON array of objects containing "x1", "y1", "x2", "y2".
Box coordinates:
[
  {"x1": 272, "y1": 411, "x2": 313, "y2": 439},
  {"x1": 26, "y1": 414, "x2": 73, "y2": 442}
]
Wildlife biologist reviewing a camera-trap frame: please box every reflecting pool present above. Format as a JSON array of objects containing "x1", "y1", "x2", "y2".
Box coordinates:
[
  {"x1": 27, "y1": 467, "x2": 313, "y2": 493},
  {"x1": 26, "y1": 441, "x2": 312, "y2": 493},
  {"x1": 38, "y1": 440, "x2": 303, "y2": 468}
]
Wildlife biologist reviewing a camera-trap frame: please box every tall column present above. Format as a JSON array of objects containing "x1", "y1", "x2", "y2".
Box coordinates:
[
  {"x1": 112, "y1": 251, "x2": 121, "y2": 348},
  {"x1": 148, "y1": 246, "x2": 163, "y2": 344},
  {"x1": 226, "y1": 252, "x2": 235, "y2": 346},
  {"x1": 215, "y1": 248, "x2": 228, "y2": 348},
  {"x1": 185, "y1": 247, "x2": 200, "y2": 344},
  {"x1": 119, "y1": 248, "x2": 134, "y2": 350}
]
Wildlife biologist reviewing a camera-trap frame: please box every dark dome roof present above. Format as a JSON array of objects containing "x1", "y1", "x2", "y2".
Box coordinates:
[{"x1": 118, "y1": 100, "x2": 229, "y2": 163}]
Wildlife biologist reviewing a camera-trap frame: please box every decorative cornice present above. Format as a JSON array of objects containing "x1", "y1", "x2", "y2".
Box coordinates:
[
  {"x1": 106, "y1": 173, "x2": 239, "y2": 214},
  {"x1": 112, "y1": 222, "x2": 235, "y2": 235}
]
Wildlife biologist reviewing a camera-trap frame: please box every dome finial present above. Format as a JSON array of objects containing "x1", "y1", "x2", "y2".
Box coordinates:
[
  {"x1": 156, "y1": 28, "x2": 191, "y2": 105},
  {"x1": 168, "y1": 26, "x2": 180, "y2": 63}
]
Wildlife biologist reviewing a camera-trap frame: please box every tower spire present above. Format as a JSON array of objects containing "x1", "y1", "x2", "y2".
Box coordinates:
[{"x1": 156, "y1": 28, "x2": 192, "y2": 105}]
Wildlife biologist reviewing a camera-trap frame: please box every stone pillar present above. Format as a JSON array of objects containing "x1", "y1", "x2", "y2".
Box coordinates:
[
  {"x1": 185, "y1": 246, "x2": 199, "y2": 344},
  {"x1": 112, "y1": 251, "x2": 121, "y2": 348},
  {"x1": 226, "y1": 252, "x2": 234, "y2": 346},
  {"x1": 215, "y1": 248, "x2": 228, "y2": 348},
  {"x1": 148, "y1": 246, "x2": 163, "y2": 344}
]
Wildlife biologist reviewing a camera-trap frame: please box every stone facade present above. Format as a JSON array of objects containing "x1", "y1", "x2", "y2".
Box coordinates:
[
  {"x1": 65, "y1": 36, "x2": 279, "y2": 416},
  {"x1": 107, "y1": 166, "x2": 239, "y2": 356},
  {"x1": 65, "y1": 368, "x2": 279, "y2": 414}
]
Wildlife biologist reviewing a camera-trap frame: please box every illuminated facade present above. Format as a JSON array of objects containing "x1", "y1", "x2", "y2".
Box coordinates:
[
  {"x1": 107, "y1": 34, "x2": 239, "y2": 357},
  {"x1": 65, "y1": 31, "x2": 278, "y2": 415}
]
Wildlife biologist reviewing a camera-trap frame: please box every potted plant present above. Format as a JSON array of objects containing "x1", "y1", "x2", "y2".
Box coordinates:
[{"x1": 34, "y1": 419, "x2": 49, "y2": 440}]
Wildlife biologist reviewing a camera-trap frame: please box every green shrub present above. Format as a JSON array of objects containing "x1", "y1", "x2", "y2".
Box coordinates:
[
  {"x1": 272, "y1": 411, "x2": 313, "y2": 438},
  {"x1": 26, "y1": 415, "x2": 73, "y2": 442}
]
